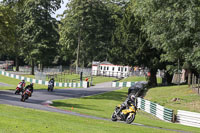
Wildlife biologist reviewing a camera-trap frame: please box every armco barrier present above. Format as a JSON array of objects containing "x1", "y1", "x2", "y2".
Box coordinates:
[
  {"x1": 177, "y1": 110, "x2": 200, "y2": 128},
  {"x1": 137, "y1": 97, "x2": 174, "y2": 122},
  {"x1": 112, "y1": 81, "x2": 135, "y2": 87},
  {"x1": 0, "y1": 70, "x2": 88, "y2": 88}
]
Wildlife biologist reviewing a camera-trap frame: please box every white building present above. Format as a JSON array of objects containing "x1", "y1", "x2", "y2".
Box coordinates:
[{"x1": 92, "y1": 61, "x2": 131, "y2": 78}]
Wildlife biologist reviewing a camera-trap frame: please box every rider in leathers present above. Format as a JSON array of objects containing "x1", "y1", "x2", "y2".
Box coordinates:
[{"x1": 118, "y1": 94, "x2": 137, "y2": 120}]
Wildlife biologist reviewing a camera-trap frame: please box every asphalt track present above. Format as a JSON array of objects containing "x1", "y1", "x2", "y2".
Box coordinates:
[{"x1": 0, "y1": 82, "x2": 192, "y2": 133}]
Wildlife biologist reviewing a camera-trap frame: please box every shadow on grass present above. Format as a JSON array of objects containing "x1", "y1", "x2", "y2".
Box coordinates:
[{"x1": 52, "y1": 101, "x2": 103, "y2": 111}]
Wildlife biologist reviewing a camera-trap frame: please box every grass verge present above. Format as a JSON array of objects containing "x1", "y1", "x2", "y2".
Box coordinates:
[
  {"x1": 144, "y1": 85, "x2": 200, "y2": 113},
  {"x1": 0, "y1": 104, "x2": 173, "y2": 133},
  {"x1": 51, "y1": 86, "x2": 200, "y2": 132}
]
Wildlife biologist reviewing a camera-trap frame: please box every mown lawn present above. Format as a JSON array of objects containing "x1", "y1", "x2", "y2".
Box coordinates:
[
  {"x1": 120, "y1": 76, "x2": 162, "y2": 84},
  {"x1": 144, "y1": 85, "x2": 200, "y2": 113},
  {"x1": 51, "y1": 87, "x2": 200, "y2": 133},
  {"x1": 0, "y1": 104, "x2": 173, "y2": 133}
]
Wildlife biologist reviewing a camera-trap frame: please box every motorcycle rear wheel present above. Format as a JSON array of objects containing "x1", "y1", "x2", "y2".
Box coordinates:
[{"x1": 126, "y1": 113, "x2": 135, "y2": 124}]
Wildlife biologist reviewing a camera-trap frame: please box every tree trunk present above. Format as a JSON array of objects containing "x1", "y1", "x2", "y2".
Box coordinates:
[
  {"x1": 148, "y1": 69, "x2": 157, "y2": 86},
  {"x1": 15, "y1": 56, "x2": 19, "y2": 71},
  {"x1": 76, "y1": 28, "x2": 81, "y2": 73},
  {"x1": 31, "y1": 60, "x2": 34, "y2": 75}
]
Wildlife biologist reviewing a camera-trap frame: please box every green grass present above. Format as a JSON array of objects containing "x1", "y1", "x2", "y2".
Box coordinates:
[
  {"x1": 0, "y1": 104, "x2": 173, "y2": 133},
  {"x1": 120, "y1": 76, "x2": 162, "y2": 84},
  {"x1": 0, "y1": 75, "x2": 64, "y2": 90},
  {"x1": 51, "y1": 87, "x2": 200, "y2": 132},
  {"x1": 144, "y1": 85, "x2": 200, "y2": 113},
  {"x1": 121, "y1": 76, "x2": 147, "y2": 82},
  {"x1": 90, "y1": 76, "x2": 117, "y2": 85}
]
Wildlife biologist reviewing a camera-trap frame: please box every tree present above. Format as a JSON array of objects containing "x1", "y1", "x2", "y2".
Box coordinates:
[
  {"x1": 59, "y1": 0, "x2": 114, "y2": 70},
  {"x1": 133, "y1": 0, "x2": 200, "y2": 73},
  {"x1": 0, "y1": 4, "x2": 16, "y2": 56},
  {"x1": 109, "y1": 1, "x2": 166, "y2": 86},
  {"x1": 20, "y1": 0, "x2": 61, "y2": 74}
]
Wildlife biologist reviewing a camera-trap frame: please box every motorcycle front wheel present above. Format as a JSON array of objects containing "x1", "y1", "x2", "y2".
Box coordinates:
[
  {"x1": 21, "y1": 95, "x2": 25, "y2": 102},
  {"x1": 111, "y1": 112, "x2": 117, "y2": 121},
  {"x1": 15, "y1": 89, "x2": 19, "y2": 94},
  {"x1": 126, "y1": 113, "x2": 135, "y2": 124}
]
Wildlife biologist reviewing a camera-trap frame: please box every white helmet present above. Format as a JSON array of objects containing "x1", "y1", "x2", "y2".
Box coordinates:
[{"x1": 130, "y1": 95, "x2": 135, "y2": 101}]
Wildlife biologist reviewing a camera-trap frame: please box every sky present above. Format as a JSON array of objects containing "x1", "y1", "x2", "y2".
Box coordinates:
[{"x1": 52, "y1": 0, "x2": 69, "y2": 20}]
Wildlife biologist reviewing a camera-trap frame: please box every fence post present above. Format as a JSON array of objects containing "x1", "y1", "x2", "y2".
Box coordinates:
[
  {"x1": 188, "y1": 73, "x2": 191, "y2": 88},
  {"x1": 192, "y1": 74, "x2": 194, "y2": 88},
  {"x1": 194, "y1": 76, "x2": 197, "y2": 88}
]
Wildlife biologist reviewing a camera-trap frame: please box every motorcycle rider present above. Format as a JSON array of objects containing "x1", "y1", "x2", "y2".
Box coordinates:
[
  {"x1": 117, "y1": 94, "x2": 137, "y2": 119},
  {"x1": 48, "y1": 78, "x2": 54, "y2": 88},
  {"x1": 18, "y1": 79, "x2": 26, "y2": 92},
  {"x1": 24, "y1": 83, "x2": 34, "y2": 96}
]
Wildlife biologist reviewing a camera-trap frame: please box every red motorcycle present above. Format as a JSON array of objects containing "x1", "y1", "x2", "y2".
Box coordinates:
[
  {"x1": 21, "y1": 88, "x2": 32, "y2": 102},
  {"x1": 15, "y1": 83, "x2": 24, "y2": 94}
]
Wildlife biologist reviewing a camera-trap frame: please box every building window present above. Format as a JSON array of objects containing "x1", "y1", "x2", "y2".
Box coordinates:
[
  {"x1": 101, "y1": 66, "x2": 102, "y2": 70},
  {"x1": 121, "y1": 67, "x2": 123, "y2": 72},
  {"x1": 125, "y1": 68, "x2": 127, "y2": 72},
  {"x1": 104, "y1": 66, "x2": 106, "y2": 70},
  {"x1": 118, "y1": 67, "x2": 120, "y2": 71},
  {"x1": 112, "y1": 67, "x2": 115, "y2": 71},
  {"x1": 107, "y1": 67, "x2": 109, "y2": 70}
]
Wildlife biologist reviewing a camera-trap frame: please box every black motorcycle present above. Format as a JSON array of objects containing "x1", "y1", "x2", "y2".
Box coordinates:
[{"x1": 48, "y1": 82, "x2": 53, "y2": 92}]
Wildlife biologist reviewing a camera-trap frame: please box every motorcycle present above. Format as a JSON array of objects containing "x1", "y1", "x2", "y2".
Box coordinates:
[
  {"x1": 111, "y1": 103, "x2": 136, "y2": 124},
  {"x1": 21, "y1": 88, "x2": 32, "y2": 102},
  {"x1": 48, "y1": 82, "x2": 54, "y2": 92},
  {"x1": 15, "y1": 83, "x2": 23, "y2": 94}
]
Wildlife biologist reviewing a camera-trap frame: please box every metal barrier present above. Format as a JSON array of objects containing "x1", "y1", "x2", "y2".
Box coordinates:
[
  {"x1": 176, "y1": 110, "x2": 200, "y2": 128},
  {"x1": 0, "y1": 70, "x2": 88, "y2": 88},
  {"x1": 137, "y1": 97, "x2": 174, "y2": 122},
  {"x1": 112, "y1": 82, "x2": 135, "y2": 87}
]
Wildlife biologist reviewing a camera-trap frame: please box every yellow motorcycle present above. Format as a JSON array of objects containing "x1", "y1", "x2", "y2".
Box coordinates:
[{"x1": 111, "y1": 103, "x2": 136, "y2": 124}]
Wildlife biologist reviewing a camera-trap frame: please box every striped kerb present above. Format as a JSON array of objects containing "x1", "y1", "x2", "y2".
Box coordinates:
[{"x1": 150, "y1": 102, "x2": 157, "y2": 115}]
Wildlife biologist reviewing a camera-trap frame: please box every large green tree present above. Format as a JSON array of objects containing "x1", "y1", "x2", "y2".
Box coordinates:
[
  {"x1": 110, "y1": 1, "x2": 166, "y2": 86},
  {"x1": 133, "y1": 0, "x2": 200, "y2": 72},
  {"x1": 59, "y1": 0, "x2": 114, "y2": 70},
  {"x1": 0, "y1": 3, "x2": 16, "y2": 56},
  {"x1": 20, "y1": 0, "x2": 61, "y2": 74}
]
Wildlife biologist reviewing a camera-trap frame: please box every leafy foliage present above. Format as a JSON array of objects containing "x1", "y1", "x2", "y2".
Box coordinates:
[{"x1": 59, "y1": 0, "x2": 114, "y2": 67}]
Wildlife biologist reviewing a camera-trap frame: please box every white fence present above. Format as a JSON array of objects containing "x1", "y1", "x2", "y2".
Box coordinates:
[{"x1": 176, "y1": 110, "x2": 200, "y2": 128}]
